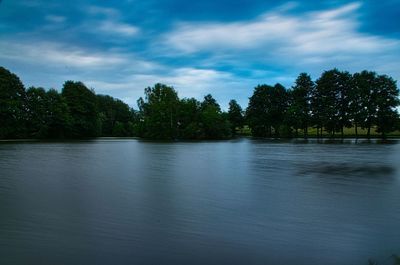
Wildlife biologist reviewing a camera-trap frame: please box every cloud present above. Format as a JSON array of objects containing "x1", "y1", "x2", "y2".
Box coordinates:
[
  {"x1": 84, "y1": 67, "x2": 250, "y2": 108},
  {"x1": 84, "y1": 5, "x2": 139, "y2": 38},
  {"x1": 162, "y1": 2, "x2": 399, "y2": 69},
  {"x1": 0, "y1": 40, "x2": 127, "y2": 68},
  {"x1": 97, "y1": 20, "x2": 139, "y2": 37},
  {"x1": 45, "y1": 15, "x2": 66, "y2": 23},
  {"x1": 87, "y1": 6, "x2": 120, "y2": 18}
]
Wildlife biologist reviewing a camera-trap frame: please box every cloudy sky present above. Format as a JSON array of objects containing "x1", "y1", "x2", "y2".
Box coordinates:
[{"x1": 1, "y1": 0, "x2": 399, "y2": 108}]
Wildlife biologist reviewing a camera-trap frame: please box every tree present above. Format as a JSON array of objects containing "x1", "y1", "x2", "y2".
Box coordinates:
[
  {"x1": 137, "y1": 83, "x2": 180, "y2": 139},
  {"x1": 62, "y1": 81, "x2": 99, "y2": 137},
  {"x1": 199, "y1": 94, "x2": 231, "y2": 139},
  {"x1": 246, "y1": 84, "x2": 288, "y2": 137},
  {"x1": 201, "y1": 94, "x2": 220, "y2": 111},
  {"x1": 25, "y1": 87, "x2": 48, "y2": 138},
  {"x1": 227, "y1": 99, "x2": 244, "y2": 134},
  {"x1": 97, "y1": 94, "x2": 135, "y2": 136},
  {"x1": 0, "y1": 67, "x2": 26, "y2": 138},
  {"x1": 315, "y1": 69, "x2": 352, "y2": 137},
  {"x1": 374, "y1": 74, "x2": 400, "y2": 138},
  {"x1": 352, "y1": 71, "x2": 379, "y2": 138},
  {"x1": 291, "y1": 73, "x2": 314, "y2": 138},
  {"x1": 178, "y1": 98, "x2": 202, "y2": 139},
  {"x1": 45, "y1": 89, "x2": 71, "y2": 138}
]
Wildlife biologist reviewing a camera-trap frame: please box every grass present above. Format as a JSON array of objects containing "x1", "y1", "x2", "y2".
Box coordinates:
[{"x1": 236, "y1": 125, "x2": 400, "y2": 138}]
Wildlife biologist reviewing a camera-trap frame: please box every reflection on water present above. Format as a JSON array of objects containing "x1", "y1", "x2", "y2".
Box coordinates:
[
  {"x1": 0, "y1": 138, "x2": 399, "y2": 265},
  {"x1": 298, "y1": 162, "x2": 395, "y2": 177}
]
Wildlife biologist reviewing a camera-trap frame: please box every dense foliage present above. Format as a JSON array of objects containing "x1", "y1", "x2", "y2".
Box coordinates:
[
  {"x1": 137, "y1": 84, "x2": 232, "y2": 139},
  {"x1": 246, "y1": 69, "x2": 400, "y2": 139},
  {"x1": 0, "y1": 66, "x2": 399, "y2": 140}
]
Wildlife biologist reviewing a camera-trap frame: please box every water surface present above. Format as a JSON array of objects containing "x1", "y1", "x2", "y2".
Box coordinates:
[{"x1": 1, "y1": 138, "x2": 399, "y2": 265}]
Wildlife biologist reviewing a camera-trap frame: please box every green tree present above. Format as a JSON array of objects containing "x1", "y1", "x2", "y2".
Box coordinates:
[
  {"x1": 97, "y1": 94, "x2": 135, "y2": 136},
  {"x1": 199, "y1": 94, "x2": 231, "y2": 139},
  {"x1": 227, "y1": 99, "x2": 244, "y2": 135},
  {"x1": 315, "y1": 69, "x2": 352, "y2": 137},
  {"x1": 178, "y1": 98, "x2": 202, "y2": 139},
  {"x1": 352, "y1": 71, "x2": 379, "y2": 138},
  {"x1": 0, "y1": 67, "x2": 26, "y2": 138},
  {"x1": 25, "y1": 87, "x2": 48, "y2": 138},
  {"x1": 291, "y1": 73, "x2": 314, "y2": 138},
  {"x1": 62, "y1": 81, "x2": 99, "y2": 137},
  {"x1": 374, "y1": 74, "x2": 400, "y2": 138},
  {"x1": 137, "y1": 83, "x2": 180, "y2": 139},
  {"x1": 246, "y1": 84, "x2": 288, "y2": 137},
  {"x1": 45, "y1": 89, "x2": 71, "y2": 138}
]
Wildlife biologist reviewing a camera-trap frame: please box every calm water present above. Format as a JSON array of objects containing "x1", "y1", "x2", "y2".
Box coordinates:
[{"x1": 1, "y1": 138, "x2": 400, "y2": 265}]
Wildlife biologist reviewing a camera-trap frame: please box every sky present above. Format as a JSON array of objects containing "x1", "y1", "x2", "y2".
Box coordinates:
[{"x1": 1, "y1": 0, "x2": 399, "y2": 109}]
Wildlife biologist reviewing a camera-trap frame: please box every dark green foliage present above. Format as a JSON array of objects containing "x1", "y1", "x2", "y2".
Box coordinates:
[
  {"x1": 25, "y1": 87, "x2": 71, "y2": 138},
  {"x1": 0, "y1": 66, "x2": 399, "y2": 140},
  {"x1": 375, "y1": 75, "x2": 400, "y2": 138},
  {"x1": 137, "y1": 86, "x2": 232, "y2": 140},
  {"x1": 25, "y1": 87, "x2": 48, "y2": 138},
  {"x1": 246, "y1": 83, "x2": 289, "y2": 137},
  {"x1": 62, "y1": 81, "x2": 100, "y2": 137},
  {"x1": 315, "y1": 69, "x2": 352, "y2": 137},
  {"x1": 393, "y1": 254, "x2": 400, "y2": 265},
  {"x1": 178, "y1": 98, "x2": 202, "y2": 139},
  {"x1": 137, "y1": 83, "x2": 180, "y2": 139},
  {"x1": 352, "y1": 71, "x2": 400, "y2": 138},
  {"x1": 290, "y1": 73, "x2": 314, "y2": 138},
  {"x1": 199, "y1": 94, "x2": 231, "y2": 139},
  {"x1": 228, "y1": 99, "x2": 244, "y2": 134},
  {"x1": 0, "y1": 66, "x2": 26, "y2": 138},
  {"x1": 97, "y1": 94, "x2": 136, "y2": 136},
  {"x1": 44, "y1": 89, "x2": 71, "y2": 138}
]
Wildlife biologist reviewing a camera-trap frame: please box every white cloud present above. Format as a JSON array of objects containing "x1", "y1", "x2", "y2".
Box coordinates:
[
  {"x1": 86, "y1": 6, "x2": 120, "y2": 18},
  {"x1": 162, "y1": 2, "x2": 399, "y2": 63},
  {"x1": 84, "y1": 67, "x2": 250, "y2": 108},
  {"x1": 97, "y1": 20, "x2": 139, "y2": 37},
  {"x1": 45, "y1": 15, "x2": 66, "y2": 23},
  {"x1": 0, "y1": 41, "x2": 127, "y2": 68},
  {"x1": 83, "y1": 6, "x2": 140, "y2": 38}
]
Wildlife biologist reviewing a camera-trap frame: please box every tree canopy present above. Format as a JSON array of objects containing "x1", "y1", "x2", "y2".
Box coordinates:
[{"x1": 0, "y1": 66, "x2": 399, "y2": 140}]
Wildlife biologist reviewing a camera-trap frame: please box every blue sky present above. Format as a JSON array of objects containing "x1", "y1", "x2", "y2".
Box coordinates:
[{"x1": 1, "y1": 0, "x2": 399, "y2": 109}]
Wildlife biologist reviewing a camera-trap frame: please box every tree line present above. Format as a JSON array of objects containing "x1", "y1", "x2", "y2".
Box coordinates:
[
  {"x1": 0, "y1": 67, "x2": 138, "y2": 139},
  {"x1": 247, "y1": 69, "x2": 400, "y2": 139},
  {"x1": 1, "y1": 66, "x2": 399, "y2": 140}
]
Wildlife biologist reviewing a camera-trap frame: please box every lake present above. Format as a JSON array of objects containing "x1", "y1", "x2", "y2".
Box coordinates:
[{"x1": 0, "y1": 138, "x2": 399, "y2": 265}]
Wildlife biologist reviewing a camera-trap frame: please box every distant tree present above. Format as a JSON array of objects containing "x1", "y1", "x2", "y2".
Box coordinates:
[
  {"x1": 45, "y1": 89, "x2": 71, "y2": 138},
  {"x1": 25, "y1": 87, "x2": 48, "y2": 138},
  {"x1": 336, "y1": 70, "x2": 352, "y2": 137},
  {"x1": 291, "y1": 73, "x2": 314, "y2": 138},
  {"x1": 227, "y1": 99, "x2": 244, "y2": 135},
  {"x1": 62, "y1": 81, "x2": 99, "y2": 137},
  {"x1": 97, "y1": 94, "x2": 135, "y2": 136},
  {"x1": 374, "y1": 74, "x2": 400, "y2": 138},
  {"x1": 199, "y1": 94, "x2": 231, "y2": 139},
  {"x1": 352, "y1": 71, "x2": 379, "y2": 138},
  {"x1": 0, "y1": 67, "x2": 26, "y2": 138},
  {"x1": 247, "y1": 85, "x2": 273, "y2": 137},
  {"x1": 201, "y1": 94, "x2": 220, "y2": 111},
  {"x1": 178, "y1": 98, "x2": 202, "y2": 139},
  {"x1": 246, "y1": 84, "x2": 288, "y2": 137},
  {"x1": 315, "y1": 69, "x2": 352, "y2": 137},
  {"x1": 137, "y1": 83, "x2": 180, "y2": 139}
]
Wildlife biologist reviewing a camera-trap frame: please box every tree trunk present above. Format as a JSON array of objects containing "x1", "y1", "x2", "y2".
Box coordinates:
[
  {"x1": 355, "y1": 123, "x2": 358, "y2": 139},
  {"x1": 341, "y1": 126, "x2": 344, "y2": 139},
  {"x1": 367, "y1": 125, "x2": 371, "y2": 139}
]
